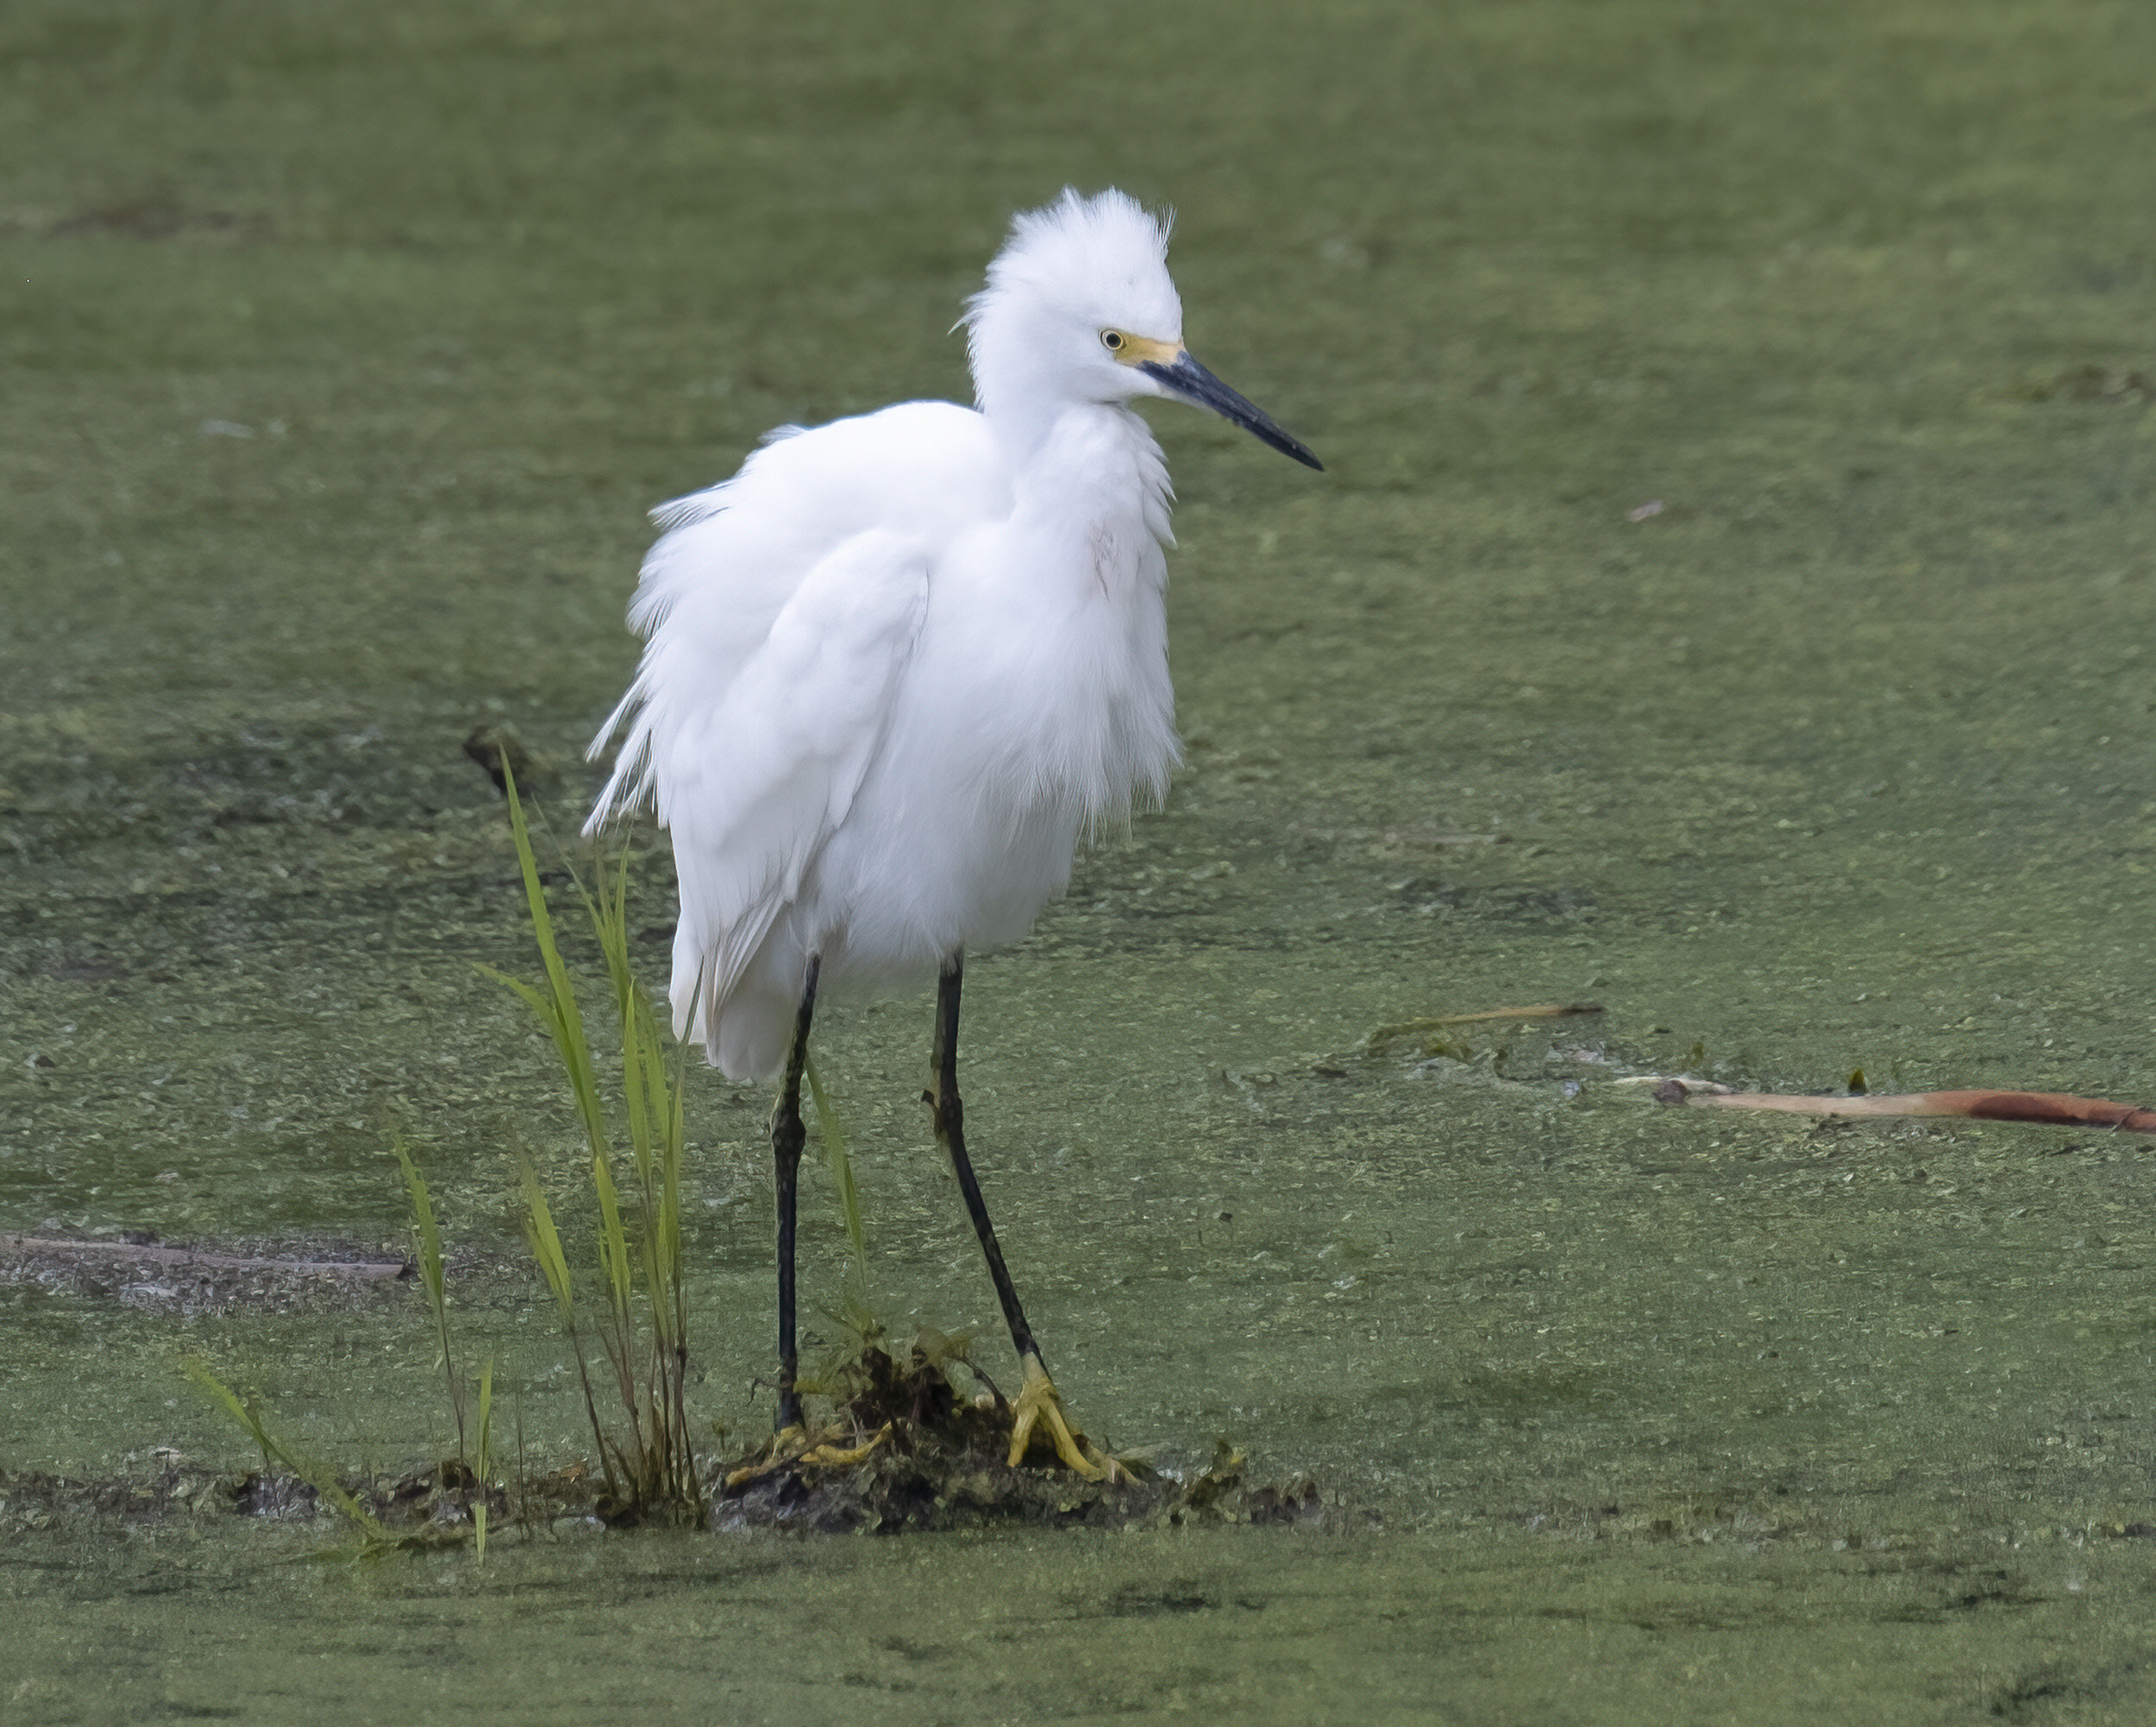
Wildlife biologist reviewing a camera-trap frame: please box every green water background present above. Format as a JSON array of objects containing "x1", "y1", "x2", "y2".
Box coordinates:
[{"x1": 4, "y1": 1, "x2": 2156, "y2": 1719}]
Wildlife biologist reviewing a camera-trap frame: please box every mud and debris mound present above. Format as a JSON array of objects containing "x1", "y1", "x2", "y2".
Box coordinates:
[
  {"x1": 1, "y1": 1454, "x2": 233, "y2": 1533},
  {"x1": 715, "y1": 1344, "x2": 1331, "y2": 1535}
]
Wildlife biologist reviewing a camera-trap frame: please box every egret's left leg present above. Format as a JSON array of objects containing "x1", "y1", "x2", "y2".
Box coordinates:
[
  {"x1": 771, "y1": 954, "x2": 821, "y2": 1434},
  {"x1": 924, "y1": 954, "x2": 1112, "y2": 1479}
]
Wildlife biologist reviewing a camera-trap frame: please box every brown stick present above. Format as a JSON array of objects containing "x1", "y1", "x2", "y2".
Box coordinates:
[
  {"x1": 1422, "y1": 1001, "x2": 1605, "y2": 1026},
  {"x1": 1367, "y1": 1002, "x2": 1604, "y2": 1048},
  {"x1": 1651, "y1": 1082, "x2": 2156, "y2": 1135}
]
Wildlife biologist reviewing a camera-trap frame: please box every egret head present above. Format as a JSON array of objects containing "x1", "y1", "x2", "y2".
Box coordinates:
[{"x1": 966, "y1": 188, "x2": 1322, "y2": 470}]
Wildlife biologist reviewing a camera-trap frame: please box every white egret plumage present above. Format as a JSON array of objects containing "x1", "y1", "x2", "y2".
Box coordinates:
[{"x1": 588, "y1": 187, "x2": 1321, "y2": 1476}]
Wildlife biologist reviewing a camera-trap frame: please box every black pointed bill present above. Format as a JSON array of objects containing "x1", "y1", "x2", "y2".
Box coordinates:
[{"x1": 1140, "y1": 351, "x2": 1324, "y2": 471}]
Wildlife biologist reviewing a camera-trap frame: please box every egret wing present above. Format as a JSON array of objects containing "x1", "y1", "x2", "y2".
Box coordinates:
[
  {"x1": 591, "y1": 401, "x2": 1000, "y2": 825},
  {"x1": 598, "y1": 528, "x2": 931, "y2": 1058}
]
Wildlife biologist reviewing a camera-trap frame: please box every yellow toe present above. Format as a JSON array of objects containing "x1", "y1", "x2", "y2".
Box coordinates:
[
  {"x1": 1007, "y1": 1355, "x2": 1110, "y2": 1480},
  {"x1": 723, "y1": 1419, "x2": 891, "y2": 1492}
]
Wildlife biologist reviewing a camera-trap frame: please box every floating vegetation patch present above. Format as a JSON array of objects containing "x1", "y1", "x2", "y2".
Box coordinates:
[
  {"x1": 0, "y1": 1232, "x2": 411, "y2": 1317},
  {"x1": 42, "y1": 190, "x2": 275, "y2": 242},
  {"x1": 0, "y1": 1455, "x2": 588, "y2": 1548},
  {"x1": 3, "y1": 1354, "x2": 1330, "y2": 1544}
]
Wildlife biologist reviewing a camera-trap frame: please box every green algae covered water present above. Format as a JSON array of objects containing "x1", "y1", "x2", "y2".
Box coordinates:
[{"x1": 6, "y1": 2, "x2": 2156, "y2": 1719}]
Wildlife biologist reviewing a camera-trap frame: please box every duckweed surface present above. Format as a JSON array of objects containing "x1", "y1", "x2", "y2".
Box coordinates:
[{"x1": 5, "y1": 2, "x2": 2156, "y2": 1720}]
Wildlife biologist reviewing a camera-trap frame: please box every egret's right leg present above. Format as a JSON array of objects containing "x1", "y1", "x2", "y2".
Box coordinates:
[
  {"x1": 924, "y1": 954, "x2": 1110, "y2": 1480},
  {"x1": 771, "y1": 953, "x2": 821, "y2": 1432}
]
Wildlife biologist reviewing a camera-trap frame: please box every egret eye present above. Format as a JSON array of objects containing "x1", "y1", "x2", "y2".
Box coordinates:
[{"x1": 1100, "y1": 329, "x2": 1125, "y2": 352}]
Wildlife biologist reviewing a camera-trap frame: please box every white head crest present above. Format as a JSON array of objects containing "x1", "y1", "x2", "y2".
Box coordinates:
[
  {"x1": 959, "y1": 188, "x2": 1321, "y2": 471},
  {"x1": 964, "y1": 189, "x2": 1184, "y2": 424}
]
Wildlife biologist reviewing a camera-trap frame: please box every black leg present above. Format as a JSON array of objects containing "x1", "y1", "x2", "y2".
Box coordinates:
[
  {"x1": 924, "y1": 953, "x2": 1043, "y2": 1369},
  {"x1": 772, "y1": 953, "x2": 821, "y2": 1431}
]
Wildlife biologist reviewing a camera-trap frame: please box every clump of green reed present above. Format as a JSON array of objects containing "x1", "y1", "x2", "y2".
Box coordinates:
[{"x1": 488, "y1": 763, "x2": 701, "y2": 1523}]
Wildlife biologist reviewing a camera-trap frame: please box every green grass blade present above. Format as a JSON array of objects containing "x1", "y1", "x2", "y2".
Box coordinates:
[
  {"x1": 388, "y1": 1136, "x2": 446, "y2": 1319},
  {"x1": 589, "y1": 1144, "x2": 634, "y2": 1333},
  {"x1": 389, "y1": 1135, "x2": 465, "y2": 1461},
  {"x1": 185, "y1": 1355, "x2": 273, "y2": 1461},
  {"x1": 594, "y1": 848, "x2": 660, "y2": 1187},
  {"x1": 477, "y1": 965, "x2": 561, "y2": 1026},
  {"x1": 518, "y1": 1155, "x2": 577, "y2": 1323},
  {"x1": 473, "y1": 1355, "x2": 494, "y2": 1562},
  {"x1": 663, "y1": 1025, "x2": 693, "y2": 1354},
  {"x1": 498, "y1": 762, "x2": 611, "y2": 1166},
  {"x1": 805, "y1": 1052, "x2": 867, "y2": 1286},
  {"x1": 183, "y1": 1359, "x2": 386, "y2": 1542},
  {"x1": 622, "y1": 982, "x2": 684, "y2": 1349}
]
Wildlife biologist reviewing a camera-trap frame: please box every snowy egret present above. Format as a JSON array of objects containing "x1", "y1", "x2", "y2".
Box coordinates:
[{"x1": 588, "y1": 188, "x2": 1321, "y2": 1476}]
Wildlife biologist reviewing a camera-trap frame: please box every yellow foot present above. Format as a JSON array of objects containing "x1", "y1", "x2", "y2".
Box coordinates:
[
  {"x1": 723, "y1": 1421, "x2": 893, "y2": 1492},
  {"x1": 1006, "y1": 1355, "x2": 1124, "y2": 1481}
]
